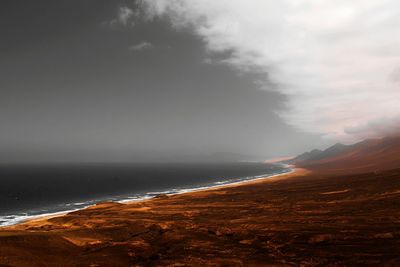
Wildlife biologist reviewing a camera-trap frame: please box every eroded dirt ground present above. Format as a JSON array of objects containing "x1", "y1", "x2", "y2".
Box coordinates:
[{"x1": 1, "y1": 168, "x2": 400, "y2": 266}]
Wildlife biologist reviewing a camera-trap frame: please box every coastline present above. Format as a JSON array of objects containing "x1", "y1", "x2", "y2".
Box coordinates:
[
  {"x1": 1, "y1": 165, "x2": 297, "y2": 228},
  {"x1": 2, "y1": 166, "x2": 399, "y2": 266},
  {"x1": 121, "y1": 166, "x2": 298, "y2": 201}
]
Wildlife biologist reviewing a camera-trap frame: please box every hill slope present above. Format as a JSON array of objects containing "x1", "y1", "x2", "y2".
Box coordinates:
[{"x1": 291, "y1": 136, "x2": 400, "y2": 174}]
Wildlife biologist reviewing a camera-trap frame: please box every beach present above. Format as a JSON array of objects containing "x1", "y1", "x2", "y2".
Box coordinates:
[
  {"x1": 1, "y1": 166, "x2": 400, "y2": 266},
  {"x1": 2, "y1": 167, "x2": 298, "y2": 229},
  {"x1": 0, "y1": 162, "x2": 287, "y2": 227},
  {"x1": 3, "y1": 1, "x2": 400, "y2": 265}
]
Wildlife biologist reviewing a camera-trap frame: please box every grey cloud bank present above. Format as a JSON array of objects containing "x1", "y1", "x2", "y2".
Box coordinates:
[
  {"x1": 140, "y1": 0, "x2": 400, "y2": 141},
  {"x1": 0, "y1": 0, "x2": 322, "y2": 163}
]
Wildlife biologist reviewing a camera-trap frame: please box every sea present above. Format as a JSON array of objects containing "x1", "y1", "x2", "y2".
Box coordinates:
[{"x1": 0, "y1": 162, "x2": 289, "y2": 226}]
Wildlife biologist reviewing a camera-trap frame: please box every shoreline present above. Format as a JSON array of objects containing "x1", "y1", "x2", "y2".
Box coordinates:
[
  {"x1": 3, "y1": 165, "x2": 396, "y2": 265},
  {"x1": 1, "y1": 166, "x2": 298, "y2": 228}
]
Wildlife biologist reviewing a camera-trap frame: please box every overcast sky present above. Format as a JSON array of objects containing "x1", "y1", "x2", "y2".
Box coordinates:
[{"x1": 1, "y1": 0, "x2": 399, "y2": 162}]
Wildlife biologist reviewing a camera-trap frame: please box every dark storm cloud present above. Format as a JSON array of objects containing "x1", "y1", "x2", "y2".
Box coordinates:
[
  {"x1": 141, "y1": 0, "x2": 400, "y2": 142},
  {"x1": 0, "y1": 0, "x2": 322, "y2": 163}
]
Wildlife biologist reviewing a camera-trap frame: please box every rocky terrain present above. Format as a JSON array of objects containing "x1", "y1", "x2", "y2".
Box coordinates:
[
  {"x1": 1, "y1": 136, "x2": 400, "y2": 266},
  {"x1": 1, "y1": 166, "x2": 400, "y2": 266}
]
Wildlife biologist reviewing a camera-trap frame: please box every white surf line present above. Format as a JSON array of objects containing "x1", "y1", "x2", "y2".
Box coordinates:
[
  {"x1": 0, "y1": 167, "x2": 293, "y2": 227},
  {"x1": 0, "y1": 207, "x2": 85, "y2": 227},
  {"x1": 119, "y1": 167, "x2": 294, "y2": 203}
]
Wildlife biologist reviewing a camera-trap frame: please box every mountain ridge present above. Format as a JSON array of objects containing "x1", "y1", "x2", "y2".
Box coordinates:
[{"x1": 284, "y1": 135, "x2": 400, "y2": 174}]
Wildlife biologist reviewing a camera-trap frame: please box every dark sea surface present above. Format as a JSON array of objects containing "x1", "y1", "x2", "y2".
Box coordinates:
[{"x1": 0, "y1": 162, "x2": 289, "y2": 226}]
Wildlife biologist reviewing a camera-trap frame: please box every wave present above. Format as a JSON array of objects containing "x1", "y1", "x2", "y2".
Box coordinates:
[{"x1": 0, "y1": 167, "x2": 292, "y2": 227}]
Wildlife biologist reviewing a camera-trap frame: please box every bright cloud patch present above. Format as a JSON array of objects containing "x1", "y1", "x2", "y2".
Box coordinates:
[
  {"x1": 129, "y1": 41, "x2": 154, "y2": 51},
  {"x1": 141, "y1": 0, "x2": 400, "y2": 142},
  {"x1": 108, "y1": 6, "x2": 137, "y2": 27}
]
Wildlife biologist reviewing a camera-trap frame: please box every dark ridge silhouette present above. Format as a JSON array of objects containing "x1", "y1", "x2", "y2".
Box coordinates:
[{"x1": 281, "y1": 149, "x2": 322, "y2": 164}]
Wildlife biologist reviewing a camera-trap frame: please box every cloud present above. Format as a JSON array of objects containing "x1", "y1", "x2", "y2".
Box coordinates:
[
  {"x1": 344, "y1": 116, "x2": 400, "y2": 139},
  {"x1": 129, "y1": 41, "x2": 154, "y2": 51},
  {"x1": 140, "y1": 0, "x2": 400, "y2": 141},
  {"x1": 107, "y1": 6, "x2": 138, "y2": 27}
]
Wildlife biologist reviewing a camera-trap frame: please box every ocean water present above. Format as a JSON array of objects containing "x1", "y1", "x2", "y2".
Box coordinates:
[{"x1": 0, "y1": 162, "x2": 289, "y2": 226}]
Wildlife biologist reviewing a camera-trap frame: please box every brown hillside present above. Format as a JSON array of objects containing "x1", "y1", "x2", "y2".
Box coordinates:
[{"x1": 297, "y1": 136, "x2": 400, "y2": 174}]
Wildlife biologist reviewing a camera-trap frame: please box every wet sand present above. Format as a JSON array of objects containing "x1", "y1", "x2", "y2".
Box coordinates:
[{"x1": 1, "y1": 167, "x2": 400, "y2": 266}]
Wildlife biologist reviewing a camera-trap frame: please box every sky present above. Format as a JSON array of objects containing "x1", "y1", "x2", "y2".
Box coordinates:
[{"x1": 1, "y1": 0, "x2": 399, "y2": 163}]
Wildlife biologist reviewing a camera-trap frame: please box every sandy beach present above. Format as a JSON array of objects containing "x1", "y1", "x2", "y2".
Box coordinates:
[
  {"x1": 0, "y1": 166, "x2": 293, "y2": 228},
  {"x1": 3, "y1": 1, "x2": 400, "y2": 265},
  {"x1": 1, "y1": 166, "x2": 400, "y2": 266},
  {"x1": 3, "y1": 167, "x2": 300, "y2": 230}
]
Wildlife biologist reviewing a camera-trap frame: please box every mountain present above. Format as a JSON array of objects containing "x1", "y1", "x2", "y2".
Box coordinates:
[
  {"x1": 288, "y1": 135, "x2": 400, "y2": 174},
  {"x1": 281, "y1": 149, "x2": 322, "y2": 164},
  {"x1": 281, "y1": 143, "x2": 350, "y2": 165},
  {"x1": 308, "y1": 143, "x2": 349, "y2": 162}
]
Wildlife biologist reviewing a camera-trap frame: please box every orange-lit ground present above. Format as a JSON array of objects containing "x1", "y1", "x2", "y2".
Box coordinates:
[{"x1": 1, "y1": 166, "x2": 400, "y2": 266}]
